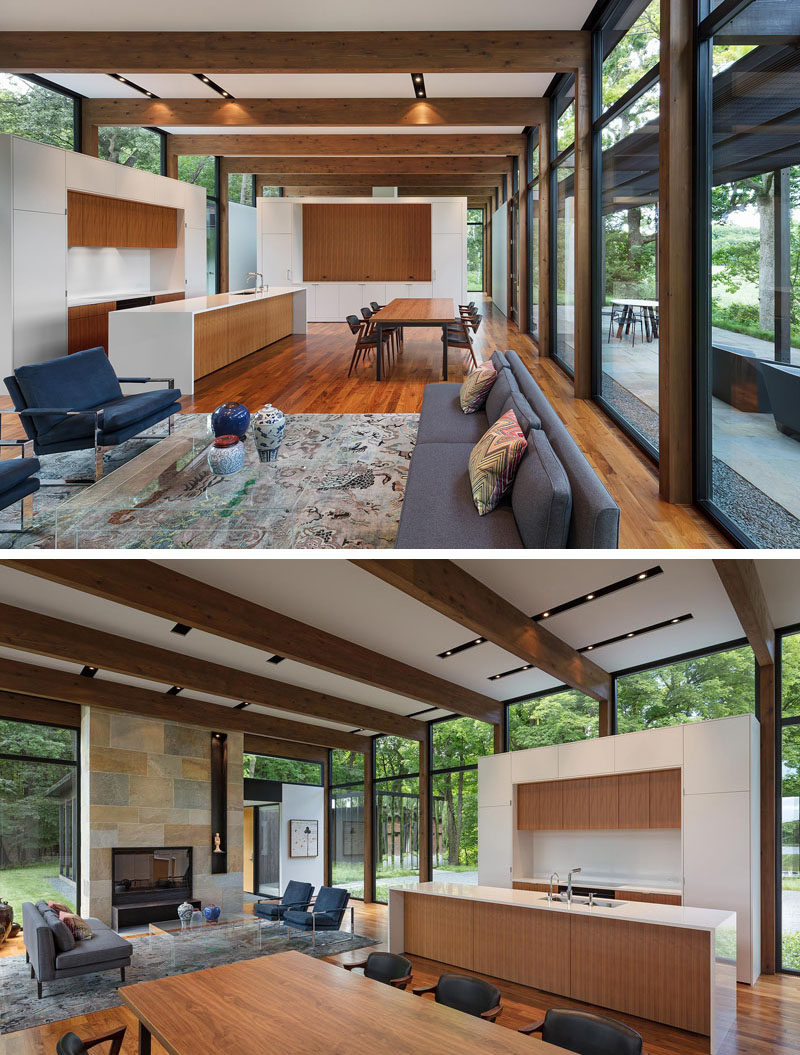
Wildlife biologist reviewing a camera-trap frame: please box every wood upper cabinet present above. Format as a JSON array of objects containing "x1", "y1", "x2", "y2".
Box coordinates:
[
  {"x1": 589, "y1": 774, "x2": 619, "y2": 829},
  {"x1": 517, "y1": 780, "x2": 562, "y2": 830},
  {"x1": 618, "y1": 771, "x2": 650, "y2": 829},
  {"x1": 561, "y1": 778, "x2": 591, "y2": 830},
  {"x1": 649, "y1": 768, "x2": 682, "y2": 829},
  {"x1": 68, "y1": 191, "x2": 178, "y2": 249}
]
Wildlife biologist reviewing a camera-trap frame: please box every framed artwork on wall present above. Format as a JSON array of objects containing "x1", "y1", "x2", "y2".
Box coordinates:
[{"x1": 289, "y1": 819, "x2": 319, "y2": 858}]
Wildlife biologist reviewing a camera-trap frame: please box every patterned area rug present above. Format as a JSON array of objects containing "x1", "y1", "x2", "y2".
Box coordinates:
[
  {"x1": 0, "y1": 413, "x2": 418, "y2": 549},
  {"x1": 0, "y1": 924, "x2": 377, "y2": 1033}
]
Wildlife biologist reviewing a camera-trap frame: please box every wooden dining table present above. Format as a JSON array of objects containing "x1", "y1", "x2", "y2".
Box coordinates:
[
  {"x1": 119, "y1": 950, "x2": 567, "y2": 1054},
  {"x1": 372, "y1": 297, "x2": 456, "y2": 381}
]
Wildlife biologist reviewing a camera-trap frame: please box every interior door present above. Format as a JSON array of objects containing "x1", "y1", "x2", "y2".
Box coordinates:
[
  {"x1": 243, "y1": 806, "x2": 254, "y2": 893},
  {"x1": 256, "y1": 803, "x2": 281, "y2": 896}
]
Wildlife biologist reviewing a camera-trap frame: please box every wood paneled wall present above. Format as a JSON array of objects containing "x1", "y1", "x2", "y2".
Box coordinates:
[
  {"x1": 302, "y1": 203, "x2": 432, "y2": 282},
  {"x1": 67, "y1": 191, "x2": 178, "y2": 249}
]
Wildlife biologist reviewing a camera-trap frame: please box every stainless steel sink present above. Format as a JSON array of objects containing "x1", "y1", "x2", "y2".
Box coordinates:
[
  {"x1": 232, "y1": 289, "x2": 261, "y2": 296},
  {"x1": 539, "y1": 896, "x2": 625, "y2": 908}
]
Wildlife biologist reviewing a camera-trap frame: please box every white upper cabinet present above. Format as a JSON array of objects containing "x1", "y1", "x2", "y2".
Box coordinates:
[
  {"x1": 510, "y1": 745, "x2": 559, "y2": 784},
  {"x1": 431, "y1": 200, "x2": 464, "y2": 234},
  {"x1": 260, "y1": 233, "x2": 294, "y2": 286},
  {"x1": 478, "y1": 752, "x2": 512, "y2": 808},
  {"x1": 13, "y1": 138, "x2": 66, "y2": 214},
  {"x1": 477, "y1": 804, "x2": 513, "y2": 887},
  {"x1": 184, "y1": 225, "x2": 208, "y2": 298},
  {"x1": 260, "y1": 199, "x2": 295, "y2": 234},
  {"x1": 182, "y1": 184, "x2": 206, "y2": 230},
  {"x1": 65, "y1": 151, "x2": 116, "y2": 197},
  {"x1": 114, "y1": 165, "x2": 157, "y2": 204},
  {"x1": 12, "y1": 210, "x2": 66, "y2": 365},
  {"x1": 558, "y1": 736, "x2": 615, "y2": 779},
  {"x1": 613, "y1": 726, "x2": 684, "y2": 773},
  {"x1": 432, "y1": 232, "x2": 464, "y2": 302},
  {"x1": 683, "y1": 714, "x2": 754, "y2": 796}
]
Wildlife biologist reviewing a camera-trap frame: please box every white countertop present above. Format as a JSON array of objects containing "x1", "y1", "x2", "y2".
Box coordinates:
[
  {"x1": 392, "y1": 882, "x2": 735, "y2": 933},
  {"x1": 111, "y1": 286, "x2": 305, "y2": 315},
  {"x1": 515, "y1": 874, "x2": 682, "y2": 896},
  {"x1": 67, "y1": 287, "x2": 184, "y2": 307}
]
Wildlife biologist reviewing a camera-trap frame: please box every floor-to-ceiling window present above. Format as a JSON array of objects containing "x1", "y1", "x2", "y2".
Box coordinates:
[
  {"x1": 697, "y1": 0, "x2": 800, "y2": 546},
  {"x1": 243, "y1": 753, "x2": 322, "y2": 784},
  {"x1": 0, "y1": 718, "x2": 79, "y2": 920},
  {"x1": 528, "y1": 129, "x2": 540, "y2": 342},
  {"x1": 374, "y1": 736, "x2": 419, "y2": 904},
  {"x1": 508, "y1": 687, "x2": 598, "y2": 749},
  {"x1": 594, "y1": 0, "x2": 661, "y2": 455},
  {"x1": 98, "y1": 127, "x2": 164, "y2": 174},
  {"x1": 177, "y1": 154, "x2": 219, "y2": 294},
  {"x1": 551, "y1": 76, "x2": 576, "y2": 373},
  {"x1": 780, "y1": 629, "x2": 800, "y2": 972},
  {"x1": 228, "y1": 174, "x2": 256, "y2": 206},
  {"x1": 430, "y1": 717, "x2": 493, "y2": 885},
  {"x1": 0, "y1": 74, "x2": 78, "y2": 150},
  {"x1": 329, "y1": 749, "x2": 365, "y2": 900},
  {"x1": 467, "y1": 208, "x2": 484, "y2": 293}
]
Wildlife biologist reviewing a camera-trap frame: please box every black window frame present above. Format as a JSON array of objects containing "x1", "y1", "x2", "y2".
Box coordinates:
[
  {"x1": 242, "y1": 751, "x2": 323, "y2": 787},
  {"x1": 328, "y1": 747, "x2": 367, "y2": 901},
  {"x1": 1, "y1": 73, "x2": 82, "y2": 153},
  {"x1": 777, "y1": 621, "x2": 800, "y2": 974}
]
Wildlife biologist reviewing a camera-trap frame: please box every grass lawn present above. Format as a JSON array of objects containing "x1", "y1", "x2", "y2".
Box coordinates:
[{"x1": 1, "y1": 862, "x2": 75, "y2": 920}]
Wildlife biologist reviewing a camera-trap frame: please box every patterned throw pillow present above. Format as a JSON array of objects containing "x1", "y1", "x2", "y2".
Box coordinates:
[
  {"x1": 459, "y1": 361, "x2": 497, "y2": 413},
  {"x1": 48, "y1": 901, "x2": 71, "y2": 914},
  {"x1": 468, "y1": 409, "x2": 527, "y2": 516},
  {"x1": 59, "y1": 912, "x2": 94, "y2": 941}
]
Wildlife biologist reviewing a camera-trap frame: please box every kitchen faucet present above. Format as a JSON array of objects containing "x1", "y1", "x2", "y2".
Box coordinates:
[
  {"x1": 247, "y1": 271, "x2": 265, "y2": 293},
  {"x1": 548, "y1": 872, "x2": 560, "y2": 903},
  {"x1": 567, "y1": 867, "x2": 582, "y2": 903}
]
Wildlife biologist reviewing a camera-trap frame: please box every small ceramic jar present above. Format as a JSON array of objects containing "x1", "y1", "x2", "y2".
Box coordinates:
[
  {"x1": 252, "y1": 404, "x2": 286, "y2": 462},
  {"x1": 208, "y1": 434, "x2": 245, "y2": 476},
  {"x1": 211, "y1": 402, "x2": 250, "y2": 439}
]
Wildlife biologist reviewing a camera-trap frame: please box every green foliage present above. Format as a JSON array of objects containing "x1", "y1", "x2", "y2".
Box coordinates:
[
  {"x1": 467, "y1": 217, "x2": 483, "y2": 293},
  {"x1": 783, "y1": 929, "x2": 800, "y2": 972},
  {"x1": 243, "y1": 753, "x2": 321, "y2": 785},
  {"x1": 178, "y1": 155, "x2": 216, "y2": 195},
  {"x1": 0, "y1": 74, "x2": 75, "y2": 150},
  {"x1": 509, "y1": 689, "x2": 598, "y2": 750},
  {"x1": 0, "y1": 863, "x2": 75, "y2": 922},
  {"x1": 432, "y1": 717, "x2": 493, "y2": 770},
  {"x1": 98, "y1": 127, "x2": 162, "y2": 174},
  {"x1": 228, "y1": 173, "x2": 254, "y2": 206},
  {"x1": 601, "y1": 0, "x2": 659, "y2": 110},
  {"x1": 331, "y1": 748, "x2": 364, "y2": 786},
  {"x1": 375, "y1": 736, "x2": 419, "y2": 780}
]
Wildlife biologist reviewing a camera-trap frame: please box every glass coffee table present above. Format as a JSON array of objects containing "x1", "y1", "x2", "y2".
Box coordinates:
[{"x1": 148, "y1": 912, "x2": 273, "y2": 969}]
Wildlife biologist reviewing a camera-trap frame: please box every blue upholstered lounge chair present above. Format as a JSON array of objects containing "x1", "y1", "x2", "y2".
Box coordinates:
[
  {"x1": 282, "y1": 885, "x2": 352, "y2": 944},
  {"x1": 253, "y1": 880, "x2": 314, "y2": 921},
  {"x1": 0, "y1": 456, "x2": 40, "y2": 531},
  {"x1": 3, "y1": 347, "x2": 181, "y2": 482}
]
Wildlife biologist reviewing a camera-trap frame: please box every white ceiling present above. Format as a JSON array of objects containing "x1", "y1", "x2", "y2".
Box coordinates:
[
  {"x1": 1, "y1": 559, "x2": 797, "y2": 740},
  {"x1": 161, "y1": 126, "x2": 527, "y2": 137},
  {"x1": 3, "y1": 0, "x2": 596, "y2": 31}
]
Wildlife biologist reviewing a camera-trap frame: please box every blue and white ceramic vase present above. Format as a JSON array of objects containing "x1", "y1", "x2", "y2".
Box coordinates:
[
  {"x1": 211, "y1": 402, "x2": 250, "y2": 440},
  {"x1": 203, "y1": 905, "x2": 221, "y2": 922},
  {"x1": 252, "y1": 404, "x2": 286, "y2": 463},
  {"x1": 207, "y1": 434, "x2": 246, "y2": 476},
  {"x1": 177, "y1": 901, "x2": 193, "y2": 922}
]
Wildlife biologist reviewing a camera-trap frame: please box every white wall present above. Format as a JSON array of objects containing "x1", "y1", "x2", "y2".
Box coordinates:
[
  {"x1": 67, "y1": 247, "x2": 151, "y2": 297},
  {"x1": 280, "y1": 784, "x2": 325, "y2": 896},
  {"x1": 228, "y1": 201, "x2": 258, "y2": 293},
  {"x1": 492, "y1": 202, "x2": 508, "y2": 316}
]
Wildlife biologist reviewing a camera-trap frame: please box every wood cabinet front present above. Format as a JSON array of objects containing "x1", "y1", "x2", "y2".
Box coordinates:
[
  {"x1": 472, "y1": 901, "x2": 571, "y2": 995},
  {"x1": 67, "y1": 301, "x2": 116, "y2": 355},
  {"x1": 68, "y1": 191, "x2": 178, "y2": 249},
  {"x1": 649, "y1": 768, "x2": 682, "y2": 828},
  {"x1": 302, "y1": 203, "x2": 432, "y2": 281},
  {"x1": 517, "y1": 780, "x2": 562, "y2": 830},
  {"x1": 617, "y1": 771, "x2": 650, "y2": 829},
  {"x1": 194, "y1": 294, "x2": 294, "y2": 379},
  {"x1": 402, "y1": 893, "x2": 474, "y2": 969}
]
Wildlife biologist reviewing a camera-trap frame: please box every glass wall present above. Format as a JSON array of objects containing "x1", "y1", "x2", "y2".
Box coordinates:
[
  {"x1": 374, "y1": 736, "x2": 419, "y2": 903},
  {"x1": 0, "y1": 719, "x2": 79, "y2": 920},
  {"x1": 508, "y1": 688, "x2": 598, "y2": 750},
  {"x1": 431, "y1": 717, "x2": 493, "y2": 884},
  {"x1": 98, "y1": 127, "x2": 163, "y2": 174},
  {"x1": 615, "y1": 643, "x2": 755, "y2": 733},
  {"x1": 243, "y1": 754, "x2": 322, "y2": 785},
  {"x1": 529, "y1": 130, "x2": 540, "y2": 341},
  {"x1": 329, "y1": 749, "x2": 365, "y2": 900},
  {"x1": 551, "y1": 74, "x2": 576, "y2": 377},
  {"x1": 698, "y1": 0, "x2": 800, "y2": 546},
  {"x1": 178, "y1": 155, "x2": 218, "y2": 295},
  {"x1": 0, "y1": 74, "x2": 77, "y2": 150},
  {"x1": 467, "y1": 208, "x2": 484, "y2": 293},
  {"x1": 780, "y1": 630, "x2": 800, "y2": 972},
  {"x1": 595, "y1": 0, "x2": 661, "y2": 454}
]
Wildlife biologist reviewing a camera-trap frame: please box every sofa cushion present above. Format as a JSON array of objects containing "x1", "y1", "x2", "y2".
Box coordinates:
[
  {"x1": 484, "y1": 366, "x2": 522, "y2": 424},
  {"x1": 395, "y1": 442, "x2": 522, "y2": 548},
  {"x1": 54, "y1": 923, "x2": 130, "y2": 971},
  {"x1": 36, "y1": 390, "x2": 180, "y2": 448},
  {"x1": 512, "y1": 429, "x2": 573, "y2": 548},
  {"x1": 501, "y1": 390, "x2": 541, "y2": 435},
  {"x1": 59, "y1": 912, "x2": 94, "y2": 941},
  {"x1": 459, "y1": 361, "x2": 496, "y2": 413},
  {"x1": 416, "y1": 384, "x2": 489, "y2": 446},
  {"x1": 469, "y1": 409, "x2": 527, "y2": 516},
  {"x1": 42, "y1": 907, "x2": 75, "y2": 953},
  {"x1": 0, "y1": 457, "x2": 40, "y2": 493},
  {"x1": 14, "y1": 349, "x2": 123, "y2": 438},
  {"x1": 491, "y1": 351, "x2": 509, "y2": 373}
]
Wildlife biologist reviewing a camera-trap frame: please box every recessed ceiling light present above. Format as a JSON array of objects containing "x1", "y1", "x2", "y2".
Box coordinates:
[
  {"x1": 234, "y1": 701, "x2": 249, "y2": 710},
  {"x1": 111, "y1": 73, "x2": 160, "y2": 99},
  {"x1": 531, "y1": 567, "x2": 663, "y2": 622},
  {"x1": 586, "y1": 594, "x2": 595, "y2": 601},
  {"x1": 638, "y1": 572, "x2": 647, "y2": 580},
  {"x1": 443, "y1": 650, "x2": 452, "y2": 656},
  {"x1": 194, "y1": 73, "x2": 235, "y2": 98},
  {"x1": 80, "y1": 665, "x2": 98, "y2": 678},
  {"x1": 166, "y1": 685, "x2": 182, "y2": 695},
  {"x1": 671, "y1": 617, "x2": 680, "y2": 623},
  {"x1": 267, "y1": 654, "x2": 285, "y2": 665},
  {"x1": 627, "y1": 632, "x2": 634, "y2": 638},
  {"x1": 171, "y1": 623, "x2": 191, "y2": 636},
  {"x1": 411, "y1": 73, "x2": 427, "y2": 99},
  {"x1": 541, "y1": 611, "x2": 550, "y2": 618},
  {"x1": 586, "y1": 644, "x2": 594, "y2": 650}
]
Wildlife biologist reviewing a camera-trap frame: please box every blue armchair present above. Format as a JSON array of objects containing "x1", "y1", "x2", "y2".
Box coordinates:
[
  {"x1": 283, "y1": 886, "x2": 352, "y2": 945},
  {"x1": 3, "y1": 347, "x2": 181, "y2": 482},
  {"x1": 253, "y1": 880, "x2": 314, "y2": 921}
]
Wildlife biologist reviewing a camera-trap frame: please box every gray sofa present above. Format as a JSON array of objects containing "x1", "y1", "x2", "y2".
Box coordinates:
[
  {"x1": 22, "y1": 901, "x2": 133, "y2": 998},
  {"x1": 396, "y1": 349, "x2": 620, "y2": 548}
]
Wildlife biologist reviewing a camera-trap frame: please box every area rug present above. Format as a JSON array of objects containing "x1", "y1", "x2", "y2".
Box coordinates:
[
  {"x1": 0, "y1": 924, "x2": 378, "y2": 1033},
  {"x1": 0, "y1": 412, "x2": 418, "y2": 550}
]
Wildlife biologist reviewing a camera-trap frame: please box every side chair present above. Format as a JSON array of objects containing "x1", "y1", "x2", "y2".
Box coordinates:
[
  {"x1": 56, "y1": 1027, "x2": 127, "y2": 1055},
  {"x1": 414, "y1": 973, "x2": 503, "y2": 1022}
]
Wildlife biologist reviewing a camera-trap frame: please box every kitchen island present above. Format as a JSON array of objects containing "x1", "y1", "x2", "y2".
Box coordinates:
[
  {"x1": 389, "y1": 882, "x2": 736, "y2": 1053},
  {"x1": 108, "y1": 286, "x2": 307, "y2": 394}
]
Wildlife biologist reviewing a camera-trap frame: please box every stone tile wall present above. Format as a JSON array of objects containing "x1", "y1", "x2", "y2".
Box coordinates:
[{"x1": 80, "y1": 708, "x2": 244, "y2": 926}]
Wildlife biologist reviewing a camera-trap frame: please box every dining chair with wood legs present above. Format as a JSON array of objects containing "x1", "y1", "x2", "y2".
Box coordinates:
[
  {"x1": 443, "y1": 315, "x2": 479, "y2": 371},
  {"x1": 346, "y1": 315, "x2": 392, "y2": 377},
  {"x1": 371, "y1": 302, "x2": 404, "y2": 354}
]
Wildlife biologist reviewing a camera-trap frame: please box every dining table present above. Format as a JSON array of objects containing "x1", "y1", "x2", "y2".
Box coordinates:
[
  {"x1": 610, "y1": 298, "x2": 659, "y2": 342},
  {"x1": 119, "y1": 950, "x2": 568, "y2": 1054},
  {"x1": 372, "y1": 297, "x2": 456, "y2": 381}
]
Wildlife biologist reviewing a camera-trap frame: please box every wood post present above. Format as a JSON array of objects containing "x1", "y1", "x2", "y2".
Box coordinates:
[
  {"x1": 419, "y1": 733, "x2": 432, "y2": 883},
  {"x1": 538, "y1": 111, "x2": 551, "y2": 357},
  {"x1": 493, "y1": 720, "x2": 506, "y2": 755},
  {"x1": 517, "y1": 150, "x2": 529, "y2": 333},
  {"x1": 759, "y1": 660, "x2": 776, "y2": 974},
  {"x1": 218, "y1": 162, "x2": 229, "y2": 293},
  {"x1": 658, "y1": 0, "x2": 694, "y2": 502},
  {"x1": 165, "y1": 134, "x2": 178, "y2": 180},
  {"x1": 322, "y1": 752, "x2": 331, "y2": 887},
  {"x1": 362, "y1": 740, "x2": 375, "y2": 903},
  {"x1": 81, "y1": 122, "x2": 98, "y2": 157},
  {"x1": 573, "y1": 51, "x2": 593, "y2": 399}
]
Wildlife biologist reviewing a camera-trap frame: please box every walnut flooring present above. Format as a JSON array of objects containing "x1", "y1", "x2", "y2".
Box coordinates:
[{"x1": 0, "y1": 902, "x2": 796, "y2": 1055}]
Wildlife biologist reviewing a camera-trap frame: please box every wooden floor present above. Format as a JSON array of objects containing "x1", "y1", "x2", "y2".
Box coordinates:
[{"x1": 1, "y1": 901, "x2": 796, "y2": 1054}]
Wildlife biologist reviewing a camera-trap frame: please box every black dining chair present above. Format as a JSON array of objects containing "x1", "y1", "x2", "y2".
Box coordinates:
[
  {"x1": 519, "y1": 1008, "x2": 644, "y2": 1054},
  {"x1": 361, "y1": 306, "x2": 400, "y2": 362},
  {"x1": 444, "y1": 315, "x2": 480, "y2": 371},
  {"x1": 414, "y1": 973, "x2": 503, "y2": 1022},
  {"x1": 56, "y1": 1027, "x2": 127, "y2": 1055},
  {"x1": 369, "y1": 302, "x2": 403, "y2": 354},
  {"x1": 346, "y1": 314, "x2": 392, "y2": 376},
  {"x1": 342, "y1": 951, "x2": 413, "y2": 989}
]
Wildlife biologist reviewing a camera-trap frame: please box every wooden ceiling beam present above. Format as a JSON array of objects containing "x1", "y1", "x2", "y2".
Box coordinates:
[
  {"x1": 0, "y1": 600, "x2": 424, "y2": 739},
  {"x1": 243, "y1": 734, "x2": 329, "y2": 765},
  {"x1": 351, "y1": 560, "x2": 613, "y2": 704},
  {"x1": 3, "y1": 560, "x2": 501, "y2": 724},
  {"x1": 83, "y1": 98, "x2": 544, "y2": 128},
  {"x1": 0, "y1": 689, "x2": 81, "y2": 730},
  {"x1": 0, "y1": 31, "x2": 588, "y2": 74},
  {"x1": 248, "y1": 171, "x2": 504, "y2": 184},
  {"x1": 0, "y1": 654, "x2": 371, "y2": 752},
  {"x1": 713, "y1": 559, "x2": 775, "y2": 667},
  {"x1": 173, "y1": 133, "x2": 526, "y2": 156},
  {"x1": 221, "y1": 156, "x2": 510, "y2": 175},
  {"x1": 279, "y1": 187, "x2": 498, "y2": 197}
]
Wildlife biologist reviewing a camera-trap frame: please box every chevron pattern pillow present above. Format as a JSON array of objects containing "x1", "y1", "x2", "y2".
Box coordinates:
[
  {"x1": 459, "y1": 360, "x2": 497, "y2": 413},
  {"x1": 468, "y1": 409, "x2": 527, "y2": 515}
]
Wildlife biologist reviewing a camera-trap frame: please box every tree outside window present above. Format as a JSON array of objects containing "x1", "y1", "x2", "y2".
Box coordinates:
[{"x1": 0, "y1": 74, "x2": 75, "y2": 151}]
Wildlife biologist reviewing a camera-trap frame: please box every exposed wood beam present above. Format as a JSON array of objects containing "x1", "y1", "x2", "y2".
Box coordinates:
[
  {"x1": 0, "y1": 600, "x2": 424, "y2": 739},
  {"x1": 221, "y1": 156, "x2": 510, "y2": 176},
  {"x1": 83, "y1": 98, "x2": 544, "y2": 128},
  {"x1": 243, "y1": 734, "x2": 328, "y2": 765},
  {"x1": 278, "y1": 186, "x2": 499, "y2": 198},
  {"x1": 0, "y1": 654, "x2": 371, "y2": 752},
  {"x1": 0, "y1": 689, "x2": 81, "y2": 729},
  {"x1": 173, "y1": 134, "x2": 526, "y2": 156},
  {"x1": 352, "y1": 560, "x2": 612, "y2": 704},
  {"x1": 3, "y1": 560, "x2": 501, "y2": 724},
  {"x1": 0, "y1": 32, "x2": 589, "y2": 74},
  {"x1": 250, "y1": 172, "x2": 504, "y2": 186},
  {"x1": 713, "y1": 559, "x2": 774, "y2": 666}
]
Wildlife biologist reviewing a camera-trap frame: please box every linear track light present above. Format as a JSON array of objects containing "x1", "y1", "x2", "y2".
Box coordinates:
[
  {"x1": 111, "y1": 73, "x2": 158, "y2": 99},
  {"x1": 194, "y1": 73, "x2": 234, "y2": 99}
]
